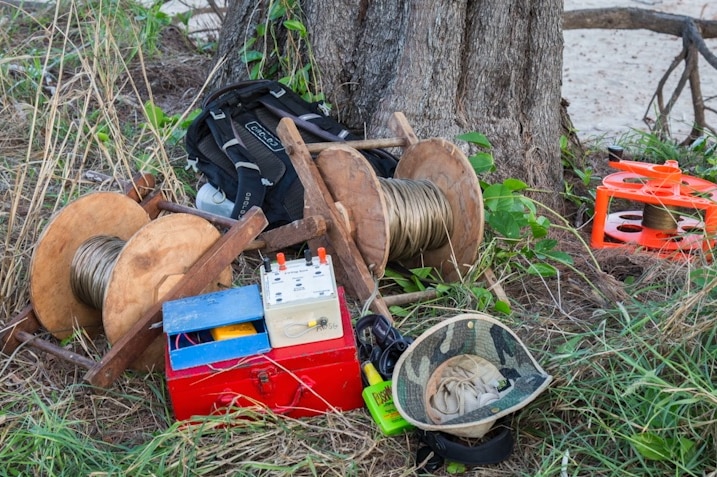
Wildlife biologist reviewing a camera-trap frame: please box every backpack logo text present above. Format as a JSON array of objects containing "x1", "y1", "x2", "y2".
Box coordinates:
[{"x1": 245, "y1": 121, "x2": 284, "y2": 152}]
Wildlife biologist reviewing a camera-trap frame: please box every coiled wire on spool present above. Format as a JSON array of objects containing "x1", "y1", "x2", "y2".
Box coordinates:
[
  {"x1": 29, "y1": 191, "x2": 236, "y2": 372},
  {"x1": 311, "y1": 138, "x2": 483, "y2": 282},
  {"x1": 66, "y1": 178, "x2": 455, "y2": 307},
  {"x1": 640, "y1": 203, "x2": 680, "y2": 232},
  {"x1": 70, "y1": 235, "x2": 125, "y2": 310},
  {"x1": 591, "y1": 155, "x2": 717, "y2": 254},
  {"x1": 379, "y1": 178, "x2": 454, "y2": 262}
]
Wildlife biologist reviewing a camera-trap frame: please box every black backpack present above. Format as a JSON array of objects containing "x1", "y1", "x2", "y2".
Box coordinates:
[{"x1": 185, "y1": 80, "x2": 398, "y2": 228}]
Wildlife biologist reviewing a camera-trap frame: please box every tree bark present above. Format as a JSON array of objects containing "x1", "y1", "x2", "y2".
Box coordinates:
[
  {"x1": 214, "y1": 0, "x2": 565, "y2": 209},
  {"x1": 212, "y1": 0, "x2": 266, "y2": 83},
  {"x1": 459, "y1": 1, "x2": 564, "y2": 206}
]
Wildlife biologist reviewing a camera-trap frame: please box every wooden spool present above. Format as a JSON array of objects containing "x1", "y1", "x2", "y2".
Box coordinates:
[
  {"x1": 315, "y1": 138, "x2": 484, "y2": 281},
  {"x1": 29, "y1": 192, "x2": 232, "y2": 371}
]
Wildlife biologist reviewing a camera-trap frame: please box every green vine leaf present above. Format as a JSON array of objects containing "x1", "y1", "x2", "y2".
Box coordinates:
[
  {"x1": 630, "y1": 433, "x2": 674, "y2": 461},
  {"x1": 494, "y1": 300, "x2": 511, "y2": 314},
  {"x1": 283, "y1": 19, "x2": 307, "y2": 38},
  {"x1": 526, "y1": 263, "x2": 557, "y2": 277},
  {"x1": 468, "y1": 151, "x2": 495, "y2": 174},
  {"x1": 242, "y1": 50, "x2": 263, "y2": 63},
  {"x1": 503, "y1": 177, "x2": 528, "y2": 191},
  {"x1": 143, "y1": 101, "x2": 166, "y2": 129},
  {"x1": 456, "y1": 131, "x2": 492, "y2": 149}
]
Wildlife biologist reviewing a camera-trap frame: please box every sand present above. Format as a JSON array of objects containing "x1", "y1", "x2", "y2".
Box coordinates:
[{"x1": 563, "y1": 0, "x2": 717, "y2": 141}]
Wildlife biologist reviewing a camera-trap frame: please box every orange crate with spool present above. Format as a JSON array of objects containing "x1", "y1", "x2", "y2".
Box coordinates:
[{"x1": 591, "y1": 151, "x2": 717, "y2": 258}]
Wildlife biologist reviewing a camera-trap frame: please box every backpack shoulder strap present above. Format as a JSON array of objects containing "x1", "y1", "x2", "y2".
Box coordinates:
[
  {"x1": 255, "y1": 83, "x2": 353, "y2": 142},
  {"x1": 203, "y1": 100, "x2": 267, "y2": 219},
  {"x1": 255, "y1": 82, "x2": 398, "y2": 177}
]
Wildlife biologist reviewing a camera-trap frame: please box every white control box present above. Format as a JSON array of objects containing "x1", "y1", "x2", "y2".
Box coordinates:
[{"x1": 260, "y1": 251, "x2": 343, "y2": 348}]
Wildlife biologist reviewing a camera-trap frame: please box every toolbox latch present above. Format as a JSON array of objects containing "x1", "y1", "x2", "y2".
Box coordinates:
[{"x1": 253, "y1": 367, "x2": 276, "y2": 395}]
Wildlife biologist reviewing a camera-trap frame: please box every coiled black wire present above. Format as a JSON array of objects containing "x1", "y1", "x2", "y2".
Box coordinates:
[{"x1": 354, "y1": 314, "x2": 413, "y2": 381}]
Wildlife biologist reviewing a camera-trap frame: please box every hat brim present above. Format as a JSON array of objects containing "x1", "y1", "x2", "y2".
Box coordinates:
[{"x1": 392, "y1": 313, "x2": 552, "y2": 438}]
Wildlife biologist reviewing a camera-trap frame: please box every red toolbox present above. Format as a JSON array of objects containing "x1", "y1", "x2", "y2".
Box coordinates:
[{"x1": 165, "y1": 287, "x2": 364, "y2": 421}]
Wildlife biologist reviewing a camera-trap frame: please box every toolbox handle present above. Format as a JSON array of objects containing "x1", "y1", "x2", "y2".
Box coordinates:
[
  {"x1": 274, "y1": 376, "x2": 316, "y2": 414},
  {"x1": 214, "y1": 376, "x2": 317, "y2": 415},
  {"x1": 215, "y1": 390, "x2": 244, "y2": 409}
]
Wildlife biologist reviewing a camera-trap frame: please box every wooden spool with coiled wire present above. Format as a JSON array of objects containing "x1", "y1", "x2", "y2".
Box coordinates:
[
  {"x1": 29, "y1": 192, "x2": 232, "y2": 370},
  {"x1": 310, "y1": 138, "x2": 483, "y2": 282}
]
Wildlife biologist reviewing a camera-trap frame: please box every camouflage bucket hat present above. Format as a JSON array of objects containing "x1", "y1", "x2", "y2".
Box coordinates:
[{"x1": 392, "y1": 313, "x2": 552, "y2": 438}]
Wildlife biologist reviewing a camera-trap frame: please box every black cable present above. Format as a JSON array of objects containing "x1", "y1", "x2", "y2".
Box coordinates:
[{"x1": 354, "y1": 314, "x2": 413, "y2": 380}]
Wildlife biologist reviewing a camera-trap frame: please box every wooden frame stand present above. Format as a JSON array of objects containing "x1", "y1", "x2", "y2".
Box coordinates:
[
  {"x1": 1, "y1": 175, "x2": 366, "y2": 387},
  {"x1": 276, "y1": 113, "x2": 419, "y2": 318},
  {"x1": 276, "y1": 112, "x2": 485, "y2": 320},
  {"x1": 2, "y1": 111, "x2": 488, "y2": 387},
  {"x1": 2, "y1": 213, "x2": 267, "y2": 388}
]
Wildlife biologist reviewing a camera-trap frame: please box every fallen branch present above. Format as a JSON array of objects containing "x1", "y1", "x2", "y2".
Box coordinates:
[
  {"x1": 564, "y1": 7, "x2": 717, "y2": 143},
  {"x1": 563, "y1": 7, "x2": 717, "y2": 38}
]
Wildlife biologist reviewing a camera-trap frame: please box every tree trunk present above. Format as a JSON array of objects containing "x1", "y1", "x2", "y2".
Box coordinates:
[{"x1": 214, "y1": 0, "x2": 564, "y2": 209}]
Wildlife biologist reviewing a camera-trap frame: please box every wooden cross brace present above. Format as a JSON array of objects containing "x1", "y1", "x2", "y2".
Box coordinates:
[
  {"x1": 276, "y1": 112, "x2": 420, "y2": 320},
  {"x1": 0, "y1": 176, "x2": 331, "y2": 388},
  {"x1": 0, "y1": 112, "x2": 434, "y2": 387}
]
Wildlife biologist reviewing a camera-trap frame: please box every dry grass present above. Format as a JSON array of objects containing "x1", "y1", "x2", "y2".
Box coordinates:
[
  {"x1": 0, "y1": 3, "x2": 429, "y2": 475},
  {"x1": 1, "y1": 1, "x2": 716, "y2": 476}
]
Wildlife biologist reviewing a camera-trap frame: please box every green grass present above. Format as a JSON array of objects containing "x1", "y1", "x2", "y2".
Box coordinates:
[
  {"x1": 612, "y1": 128, "x2": 717, "y2": 177},
  {"x1": 543, "y1": 309, "x2": 716, "y2": 475},
  {"x1": 0, "y1": 383, "x2": 401, "y2": 476}
]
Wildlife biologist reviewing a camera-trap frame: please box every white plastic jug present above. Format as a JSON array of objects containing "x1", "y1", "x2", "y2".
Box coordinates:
[{"x1": 195, "y1": 183, "x2": 235, "y2": 217}]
